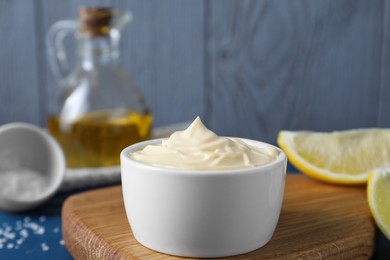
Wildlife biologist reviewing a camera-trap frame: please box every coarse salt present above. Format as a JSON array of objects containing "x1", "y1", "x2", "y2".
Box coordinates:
[
  {"x1": 0, "y1": 216, "x2": 63, "y2": 252},
  {"x1": 19, "y1": 229, "x2": 28, "y2": 237},
  {"x1": 41, "y1": 242, "x2": 49, "y2": 251},
  {"x1": 0, "y1": 169, "x2": 49, "y2": 200}
]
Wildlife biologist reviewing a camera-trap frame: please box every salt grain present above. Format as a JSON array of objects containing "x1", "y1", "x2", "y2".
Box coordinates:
[
  {"x1": 41, "y1": 242, "x2": 49, "y2": 251},
  {"x1": 35, "y1": 227, "x2": 45, "y2": 235},
  {"x1": 20, "y1": 229, "x2": 28, "y2": 237},
  {"x1": 53, "y1": 227, "x2": 60, "y2": 233},
  {"x1": 59, "y1": 239, "x2": 65, "y2": 246},
  {"x1": 4, "y1": 232, "x2": 15, "y2": 240}
]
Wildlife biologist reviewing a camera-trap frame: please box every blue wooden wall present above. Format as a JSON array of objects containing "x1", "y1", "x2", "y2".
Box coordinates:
[{"x1": 1, "y1": 0, "x2": 389, "y2": 144}]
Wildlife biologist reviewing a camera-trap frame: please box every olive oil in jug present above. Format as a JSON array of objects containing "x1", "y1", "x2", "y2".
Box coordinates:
[{"x1": 46, "y1": 7, "x2": 152, "y2": 168}]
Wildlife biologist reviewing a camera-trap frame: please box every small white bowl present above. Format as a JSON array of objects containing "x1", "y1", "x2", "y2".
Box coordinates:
[
  {"x1": 0, "y1": 123, "x2": 65, "y2": 212},
  {"x1": 121, "y1": 138, "x2": 287, "y2": 258}
]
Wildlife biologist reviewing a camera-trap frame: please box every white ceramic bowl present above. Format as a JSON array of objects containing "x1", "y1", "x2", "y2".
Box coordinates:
[
  {"x1": 121, "y1": 138, "x2": 287, "y2": 258},
  {"x1": 0, "y1": 123, "x2": 65, "y2": 212}
]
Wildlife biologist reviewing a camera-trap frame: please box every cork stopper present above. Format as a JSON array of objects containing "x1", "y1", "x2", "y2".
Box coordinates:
[{"x1": 79, "y1": 7, "x2": 113, "y2": 37}]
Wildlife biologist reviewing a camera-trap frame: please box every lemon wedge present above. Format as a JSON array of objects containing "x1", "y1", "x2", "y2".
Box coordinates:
[
  {"x1": 277, "y1": 129, "x2": 390, "y2": 184},
  {"x1": 367, "y1": 169, "x2": 390, "y2": 240}
]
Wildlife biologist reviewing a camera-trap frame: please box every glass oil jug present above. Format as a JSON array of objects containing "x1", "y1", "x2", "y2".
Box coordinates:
[{"x1": 46, "y1": 7, "x2": 152, "y2": 168}]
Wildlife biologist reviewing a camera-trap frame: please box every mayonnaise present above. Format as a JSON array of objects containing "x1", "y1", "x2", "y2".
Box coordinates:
[{"x1": 130, "y1": 117, "x2": 278, "y2": 170}]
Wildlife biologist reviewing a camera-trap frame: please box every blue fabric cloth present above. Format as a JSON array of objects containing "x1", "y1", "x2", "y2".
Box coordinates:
[{"x1": 0, "y1": 191, "x2": 73, "y2": 259}]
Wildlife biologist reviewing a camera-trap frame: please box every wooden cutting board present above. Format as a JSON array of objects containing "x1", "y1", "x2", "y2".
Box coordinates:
[{"x1": 62, "y1": 174, "x2": 375, "y2": 259}]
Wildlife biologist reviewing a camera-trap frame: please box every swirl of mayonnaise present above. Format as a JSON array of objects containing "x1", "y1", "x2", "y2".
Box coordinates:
[{"x1": 130, "y1": 117, "x2": 278, "y2": 170}]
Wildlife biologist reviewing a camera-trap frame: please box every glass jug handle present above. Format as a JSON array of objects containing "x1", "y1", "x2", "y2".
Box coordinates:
[{"x1": 46, "y1": 20, "x2": 77, "y2": 87}]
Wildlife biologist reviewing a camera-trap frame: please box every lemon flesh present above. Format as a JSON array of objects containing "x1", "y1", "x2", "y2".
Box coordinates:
[
  {"x1": 277, "y1": 129, "x2": 390, "y2": 184},
  {"x1": 367, "y1": 169, "x2": 390, "y2": 240}
]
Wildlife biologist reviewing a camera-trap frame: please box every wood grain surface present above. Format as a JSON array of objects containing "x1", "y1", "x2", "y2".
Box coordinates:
[
  {"x1": 206, "y1": 0, "x2": 385, "y2": 141},
  {"x1": 62, "y1": 174, "x2": 375, "y2": 259},
  {"x1": 1, "y1": 1, "x2": 389, "y2": 141},
  {"x1": 0, "y1": 1, "x2": 41, "y2": 124}
]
